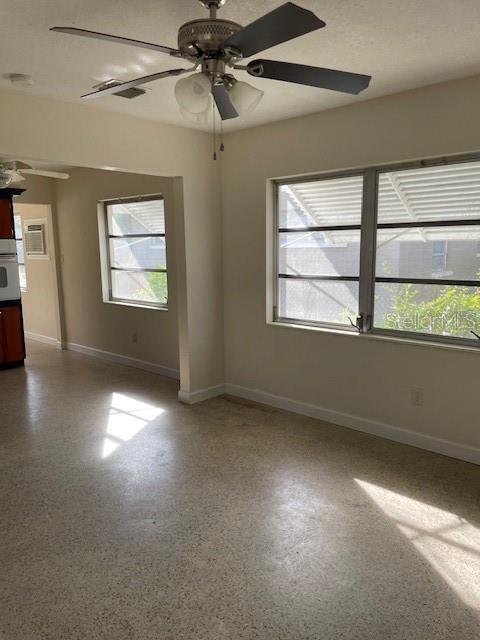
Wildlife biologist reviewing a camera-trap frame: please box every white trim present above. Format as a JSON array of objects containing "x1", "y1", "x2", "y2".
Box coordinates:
[
  {"x1": 25, "y1": 331, "x2": 62, "y2": 349},
  {"x1": 224, "y1": 383, "x2": 480, "y2": 466},
  {"x1": 32, "y1": 333, "x2": 480, "y2": 465},
  {"x1": 64, "y1": 341, "x2": 180, "y2": 380},
  {"x1": 178, "y1": 384, "x2": 226, "y2": 405}
]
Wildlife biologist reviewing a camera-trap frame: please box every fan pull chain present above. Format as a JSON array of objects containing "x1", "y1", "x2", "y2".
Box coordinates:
[
  {"x1": 220, "y1": 117, "x2": 225, "y2": 153},
  {"x1": 212, "y1": 99, "x2": 217, "y2": 161}
]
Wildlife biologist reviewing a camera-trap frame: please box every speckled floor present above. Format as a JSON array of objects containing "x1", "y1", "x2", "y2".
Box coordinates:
[{"x1": 1, "y1": 341, "x2": 479, "y2": 639}]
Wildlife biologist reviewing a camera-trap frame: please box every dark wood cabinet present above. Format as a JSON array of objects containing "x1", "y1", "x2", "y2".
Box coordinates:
[
  {"x1": 0, "y1": 188, "x2": 24, "y2": 239},
  {"x1": 0, "y1": 303, "x2": 25, "y2": 367},
  {"x1": 0, "y1": 188, "x2": 26, "y2": 369},
  {"x1": 0, "y1": 197, "x2": 14, "y2": 238}
]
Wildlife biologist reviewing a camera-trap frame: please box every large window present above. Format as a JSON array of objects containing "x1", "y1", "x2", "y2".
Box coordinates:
[
  {"x1": 101, "y1": 196, "x2": 168, "y2": 309},
  {"x1": 14, "y1": 215, "x2": 27, "y2": 291},
  {"x1": 274, "y1": 156, "x2": 480, "y2": 347}
]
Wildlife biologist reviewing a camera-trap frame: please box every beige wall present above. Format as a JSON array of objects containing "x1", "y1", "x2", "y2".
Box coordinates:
[
  {"x1": 16, "y1": 176, "x2": 61, "y2": 342},
  {"x1": 0, "y1": 88, "x2": 224, "y2": 395},
  {"x1": 55, "y1": 168, "x2": 179, "y2": 371},
  {"x1": 3, "y1": 73, "x2": 480, "y2": 453},
  {"x1": 222, "y1": 74, "x2": 480, "y2": 451},
  {"x1": 14, "y1": 203, "x2": 58, "y2": 341}
]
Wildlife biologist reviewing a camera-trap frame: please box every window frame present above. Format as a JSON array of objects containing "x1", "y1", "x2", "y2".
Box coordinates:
[
  {"x1": 431, "y1": 240, "x2": 448, "y2": 275},
  {"x1": 272, "y1": 153, "x2": 480, "y2": 349},
  {"x1": 13, "y1": 214, "x2": 27, "y2": 292},
  {"x1": 101, "y1": 194, "x2": 168, "y2": 311}
]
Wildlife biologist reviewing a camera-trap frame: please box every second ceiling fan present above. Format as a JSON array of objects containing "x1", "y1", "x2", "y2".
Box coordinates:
[{"x1": 51, "y1": 0, "x2": 372, "y2": 121}]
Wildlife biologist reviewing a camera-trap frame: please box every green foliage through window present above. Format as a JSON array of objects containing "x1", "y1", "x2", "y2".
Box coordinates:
[
  {"x1": 380, "y1": 283, "x2": 480, "y2": 338},
  {"x1": 136, "y1": 266, "x2": 168, "y2": 304}
]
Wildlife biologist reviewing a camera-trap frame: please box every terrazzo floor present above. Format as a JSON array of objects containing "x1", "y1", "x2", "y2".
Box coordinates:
[{"x1": 1, "y1": 341, "x2": 479, "y2": 639}]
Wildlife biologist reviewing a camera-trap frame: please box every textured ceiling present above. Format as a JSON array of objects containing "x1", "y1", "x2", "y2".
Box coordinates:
[{"x1": 1, "y1": 0, "x2": 480, "y2": 132}]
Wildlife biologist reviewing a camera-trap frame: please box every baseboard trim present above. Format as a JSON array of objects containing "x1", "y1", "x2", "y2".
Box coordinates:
[
  {"x1": 224, "y1": 383, "x2": 480, "y2": 466},
  {"x1": 178, "y1": 384, "x2": 226, "y2": 405},
  {"x1": 65, "y1": 342, "x2": 180, "y2": 380},
  {"x1": 25, "y1": 331, "x2": 62, "y2": 349},
  {"x1": 43, "y1": 336, "x2": 480, "y2": 465}
]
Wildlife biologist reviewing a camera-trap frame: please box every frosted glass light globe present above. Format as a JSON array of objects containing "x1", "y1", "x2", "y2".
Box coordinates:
[
  {"x1": 180, "y1": 98, "x2": 211, "y2": 125},
  {"x1": 175, "y1": 73, "x2": 211, "y2": 114},
  {"x1": 229, "y1": 81, "x2": 264, "y2": 115}
]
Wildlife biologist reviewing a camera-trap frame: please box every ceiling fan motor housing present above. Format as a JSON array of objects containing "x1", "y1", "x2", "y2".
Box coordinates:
[
  {"x1": 198, "y1": 0, "x2": 227, "y2": 8},
  {"x1": 177, "y1": 19, "x2": 242, "y2": 58}
]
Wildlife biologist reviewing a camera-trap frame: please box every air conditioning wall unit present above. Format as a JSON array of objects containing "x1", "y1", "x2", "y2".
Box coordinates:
[{"x1": 24, "y1": 219, "x2": 48, "y2": 259}]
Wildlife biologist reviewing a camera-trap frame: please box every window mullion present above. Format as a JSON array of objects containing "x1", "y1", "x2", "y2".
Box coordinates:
[{"x1": 358, "y1": 168, "x2": 378, "y2": 333}]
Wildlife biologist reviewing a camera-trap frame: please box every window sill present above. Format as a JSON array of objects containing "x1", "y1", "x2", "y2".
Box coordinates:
[
  {"x1": 268, "y1": 319, "x2": 480, "y2": 355},
  {"x1": 103, "y1": 299, "x2": 168, "y2": 312}
]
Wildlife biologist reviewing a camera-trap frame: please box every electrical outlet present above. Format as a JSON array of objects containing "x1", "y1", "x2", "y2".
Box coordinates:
[
  {"x1": 411, "y1": 388, "x2": 424, "y2": 407},
  {"x1": 132, "y1": 332, "x2": 138, "y2": 344}
]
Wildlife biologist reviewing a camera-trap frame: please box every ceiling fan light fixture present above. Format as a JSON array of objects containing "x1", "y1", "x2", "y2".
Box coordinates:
[
  {"x1": 0, "y1": 172, "x2": 13, "y2": 188},
  {"x1": 174, "y1": 73, "x2": 211, "y2": 114},
  {"x1": 229, "y1": 80, "x2": 264, "y2": 115},
  {"x1": 180, "y1": 100, "x2": 211, "y2": 125}
]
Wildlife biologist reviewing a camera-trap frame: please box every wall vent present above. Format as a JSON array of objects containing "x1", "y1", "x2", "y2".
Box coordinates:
[{"x1": 25, "y1": 222, "x2": 47, "y2": 256}]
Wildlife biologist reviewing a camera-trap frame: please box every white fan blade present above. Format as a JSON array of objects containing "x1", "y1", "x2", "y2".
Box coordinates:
[{"x1": 19, "y1": 169, "x2": 70, "y2": 180}]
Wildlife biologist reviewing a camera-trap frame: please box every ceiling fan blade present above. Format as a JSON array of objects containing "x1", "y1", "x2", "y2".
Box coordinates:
[
  {"x1": 50, "y1": 27, "x2": 181, "y2": 56},
  {"x1": 19, "y1": 169, "x2": 70, "y2": 180},
  {"x1": 12, "y1": 161, "x2": 31, "y2": 170},
  {"x1": 247, "y1": 59, "x2": 371, "y2": 94},
  {"x1": 212, "y1": 84, "x2": 239, "y2": 120},
  {"x1": 224, "y1": 2, "x2": 325, "y2": 58},
  {"x1": 81, "y1": 68, "x2": 188, "y2": 100}
]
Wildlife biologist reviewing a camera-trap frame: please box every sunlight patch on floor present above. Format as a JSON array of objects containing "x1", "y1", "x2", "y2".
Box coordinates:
[
  {"x1": 356, "y1": 479, "x2": 480, "y2": 609},
  {"x1": 102, "y1": 392, "x2": 165, "y2": 458}
]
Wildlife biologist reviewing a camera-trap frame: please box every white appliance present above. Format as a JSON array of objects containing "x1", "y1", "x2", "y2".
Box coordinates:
[{"x1": 0, "y1": 239, "x2": 21, "y2": 301}]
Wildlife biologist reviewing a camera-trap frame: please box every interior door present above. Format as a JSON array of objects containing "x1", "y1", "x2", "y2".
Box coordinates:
[
  {"x1": 0, "y1": 305, "x2": 25, "y2": 364},
  {"x1": 0, "y1": 199, "x2": 14, "y2": 238}
]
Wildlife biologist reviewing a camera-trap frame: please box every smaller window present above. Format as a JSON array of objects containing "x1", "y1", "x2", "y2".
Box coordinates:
[
  {"x1": 432, "y1": 241, "x2": 448, "y2": 275},
  {"x1": 14, "y1": 215, "x2": 27, "y2": 291},
  {"x1": 101, "y1": 196, "x2": 168, "y2": 309}
]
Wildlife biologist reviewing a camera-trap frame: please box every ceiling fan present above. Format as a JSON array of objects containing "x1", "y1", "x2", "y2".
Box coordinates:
[
  {"x1": 51, "y1": 0, "x2": 371, "y2": 122},
  {"x1": 0, "y1": 161, "x2": 70, "y2": 188}
]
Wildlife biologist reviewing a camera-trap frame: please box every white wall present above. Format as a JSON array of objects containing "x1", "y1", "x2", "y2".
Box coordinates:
[
  {"x1": 222, "y1": 74, "x2": 480, "y2": 454},
  {"x1": 0, "y1": 88, "x2": 223, "y2": 395}
]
